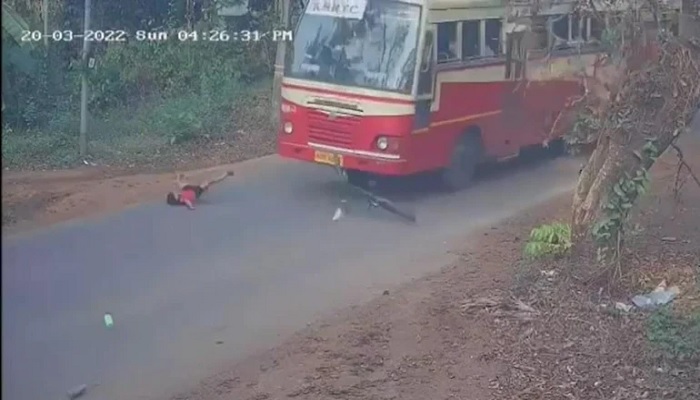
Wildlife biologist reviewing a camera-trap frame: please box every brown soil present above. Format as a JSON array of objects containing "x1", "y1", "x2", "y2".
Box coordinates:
[{"x1": 170, "y1": 147, "x2": 699, "y2": 400}]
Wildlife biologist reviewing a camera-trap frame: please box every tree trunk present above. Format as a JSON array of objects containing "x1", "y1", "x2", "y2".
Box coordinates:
[
  {"x1": 271, "y1": 0, "x2": 291, "y2": 131},
  {"x1": 1, "y1": 66, "x2": 10, "y2": 112},
  {"x1": 571, "y1": 133, "x2": 648, "y2": 251},
  {"x1": 571, "y1": 39, "x2": 700, "y2": 256},
  {"x1": 45, "y1": 1, "x2": 63, "y2": 93},
  {"x1": 571, "y1": 134, "x2": 612, "y2": 243}
]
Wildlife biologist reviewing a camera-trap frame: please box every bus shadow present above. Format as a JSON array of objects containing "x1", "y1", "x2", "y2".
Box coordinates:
[
  {"x1": 315, "y1": 150, "x2": 573, "y2": 209},
  {"x1": 307, "y1": 150, "x2": 582, "y2": 225},
  {"x1": 371, "y1": 151, "x2": 568, "y2": 201}
]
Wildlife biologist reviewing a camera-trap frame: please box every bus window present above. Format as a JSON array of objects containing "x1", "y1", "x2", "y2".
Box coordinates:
[
  {"x1": 484, "y1": 19, "x2": 502, "y2": 56},
  {"x1": 590, "y1": 16, "x2": 604, "y2": 41},
  {"x1": 462, "y1": 19, "x2": 502, "y2": 60},
  {"x1": 437, "y1": 22, "x2": 459, "y2": 62},
  {"x1": 505, "y1": 30, "x2": 525, "y2": 79},
  {"x1": 550, "y1": 14, "x2": 570, "y2": 45},
  {"x1": 661, "y1": 12, "x2": 679, "y2": 36},
  {"x1": 531, "y1": 15, "x2": 549, "y2": 50},
  {"x1": 549, "y1": 13, "x2": 599, "y2": 50},
  {"x1": 462, "y1": 20, "x2": 480, "y2": 58},
  {"x1": 573, "y1": 14, "x2": 583, "y2": 39},
  {"x1": 284, "y1": 0, "x2": 422, "y2": 94}
]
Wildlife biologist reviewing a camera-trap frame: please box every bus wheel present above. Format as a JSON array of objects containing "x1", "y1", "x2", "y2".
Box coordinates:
[{"x1": 442, "y1": 134, "x2": 481, "y2": 191}]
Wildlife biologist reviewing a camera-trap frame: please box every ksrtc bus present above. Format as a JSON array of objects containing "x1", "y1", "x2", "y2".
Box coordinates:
[{"x1": 278, "y1": 0, "x2": 680, "y2": 189}]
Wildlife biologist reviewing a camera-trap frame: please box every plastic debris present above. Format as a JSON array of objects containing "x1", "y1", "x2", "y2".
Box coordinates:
[
  {"x1": 332, "y1": 200, "x2": 347, "y2": 221},
  {"x1": 67, "y1": 384, "x2": 87, "y2": 399},
  {"x1": 631, "y1": 280, "x2": 681, "y2": 310},
  {"x1": 615, "y1": 302, "x2": 633, "y2": 313},
  {"x1": 332, "y1": 207, "x2": 343, "y2": 221},
  {"x1": 104, "y1": 313, "x2": 114, "y2": 328},
  {"x1": 541, "y1": 270, "x2": 557, "y2": 281}
]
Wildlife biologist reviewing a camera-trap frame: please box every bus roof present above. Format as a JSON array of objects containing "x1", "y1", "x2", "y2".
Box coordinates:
[
  {"x1": 425, "y1": 0, "x2": 680, "y2": 11},
  {"x1": 428, "y1": 0, "x2": 504, "y2": 9},
  {"x1": 425, "y1": 0, "x2": 680, "y2": 18},
  {"x1": 427, "y1": 0, "x2": 506, "y2": 22}
]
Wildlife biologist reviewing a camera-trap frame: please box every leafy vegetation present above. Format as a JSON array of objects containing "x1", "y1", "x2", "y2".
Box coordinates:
[
  {"x1": 523, "y1": 222, "x2": 572, "y2": 259},
  {"x1": 2, "y1": 78, "x2": 271, "y2": 169},
  {"x1": 1, "y1": 0, "x2": 280, "y2": 170},
  {"x1": 590, "y1": 139, "x2": 659, "y2": 262},
  {"x1": 647, "y1": 307, "x2": 700, "y2": 361},
  {"x1": 566, "y1": 109, "x2": 601, "y2": 153}
]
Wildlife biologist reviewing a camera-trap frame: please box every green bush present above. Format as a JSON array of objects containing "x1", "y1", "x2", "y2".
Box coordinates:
[
  {"x1": 2, "y1": 125, "x2": 78, "y2": 169},
  {"x1": 1, "y1": 5, "x2": 278, "y2": 169},
  {"x1": 2, "y1": 77, "x2": 269, "y2": 170},
  {"x1": 524, "y1": 222, "x2": 573, "y2": 259},
  {"x1": 3, "y1": 12, "x2": 276, "y2": 128},
  {"x1": 647, "y1": 308, "x2": 700, "y2": 361},
  {"x1": 84, "y1": 37, "x2": 270, "y2": 113}
]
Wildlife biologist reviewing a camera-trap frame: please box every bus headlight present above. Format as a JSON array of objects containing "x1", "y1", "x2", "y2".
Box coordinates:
[
  {"x1": 376, "y1": 136, "x2": 389, "y2": 151},
  {"x1": 283, "y1": 122, "x2": 293, "y2": 134}
]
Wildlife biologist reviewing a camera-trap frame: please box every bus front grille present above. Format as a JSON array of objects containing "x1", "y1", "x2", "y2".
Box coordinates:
[{"x1": 307, "y1": 110, "x2": 360, "y2": 148}]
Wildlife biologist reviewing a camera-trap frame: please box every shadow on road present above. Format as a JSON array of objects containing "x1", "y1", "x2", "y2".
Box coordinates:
[
  {"x1": 326, "y1": 149, "x2": 572, "y2": 200},
  {"x1": 310, "y1": 149, "x2": 579, "y2": 224}
]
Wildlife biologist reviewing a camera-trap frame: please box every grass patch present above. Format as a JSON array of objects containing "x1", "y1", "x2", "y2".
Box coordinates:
[
  {"x1": 2, "y1": 78, "x2": 272, "y2": 171},
  {"x1": 647, "y1": 307, "x2": 700, "y2": 361}
]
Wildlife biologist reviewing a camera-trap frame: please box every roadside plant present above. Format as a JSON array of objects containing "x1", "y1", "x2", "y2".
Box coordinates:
[{"x1": 524, "y1": 222, "x2": 572, "y2": 259}]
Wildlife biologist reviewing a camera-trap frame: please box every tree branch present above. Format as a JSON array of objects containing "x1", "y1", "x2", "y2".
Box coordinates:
[{"x1": 670, "y1": 141, "x2": 700, "y2": 189}]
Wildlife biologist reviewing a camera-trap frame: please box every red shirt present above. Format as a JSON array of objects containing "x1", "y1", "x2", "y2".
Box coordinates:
[{"x1": 179, "y1": 189, "x2": 197, "y2": 205}]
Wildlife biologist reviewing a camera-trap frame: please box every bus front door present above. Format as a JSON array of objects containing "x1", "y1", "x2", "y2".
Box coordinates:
[{"x1": 415, "y1": 28, "x2": 435, "y2": 131}]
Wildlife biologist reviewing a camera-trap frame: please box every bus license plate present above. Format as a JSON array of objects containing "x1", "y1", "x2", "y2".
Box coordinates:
[{"x1": 314, "y1": 151, "x2": 343, "y2": 166}]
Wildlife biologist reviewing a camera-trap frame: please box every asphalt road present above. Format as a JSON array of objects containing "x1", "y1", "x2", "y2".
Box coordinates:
[{"x1": 2, "y1": 154, "x2": 582, "y2": 400}]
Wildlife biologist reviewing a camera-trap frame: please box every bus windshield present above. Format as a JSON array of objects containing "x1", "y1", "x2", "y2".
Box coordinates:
[{"x1": 285, "y1": 0, "x2": 421, "y2": 94}]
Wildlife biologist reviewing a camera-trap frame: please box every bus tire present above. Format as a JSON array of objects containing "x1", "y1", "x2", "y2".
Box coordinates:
[{"x1": 442, "y1": 133, "x2": 482, "y2": 191}]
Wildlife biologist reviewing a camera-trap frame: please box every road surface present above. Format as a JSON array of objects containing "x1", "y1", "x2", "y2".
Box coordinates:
[{"x1": 2, "y1": 155, "x2": 582, "y2": 400}]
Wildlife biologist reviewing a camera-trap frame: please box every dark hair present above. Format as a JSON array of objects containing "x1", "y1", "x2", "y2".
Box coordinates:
[{"x1": 166, "y1": 192, "x2": 180, "y2": 206}]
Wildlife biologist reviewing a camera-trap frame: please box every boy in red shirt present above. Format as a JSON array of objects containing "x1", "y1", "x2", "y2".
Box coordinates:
[{"x1": 166, "y1": 170, "x2": 233, "y2": 210}]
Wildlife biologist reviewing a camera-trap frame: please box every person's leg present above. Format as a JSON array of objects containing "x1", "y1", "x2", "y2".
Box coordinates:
[
  {"x1": 200, "y1": 170, "x2": 233, "y2": 190},
  {"x1": 182, "y1": 198, "x2": 195, "y2": 210}
]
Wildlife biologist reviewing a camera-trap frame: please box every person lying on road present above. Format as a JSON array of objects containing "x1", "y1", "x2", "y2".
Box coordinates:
[{"x1": 166, "y1": 170, "x2": 233, "y2": 210}]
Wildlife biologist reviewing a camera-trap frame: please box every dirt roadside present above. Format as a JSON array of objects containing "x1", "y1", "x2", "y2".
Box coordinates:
[
  {"x1": 1, "y1": 135, "x2": 277, "y2": 235},
  {"x1": 169, "y1": 151, "x2": 699, "y2": 400}
]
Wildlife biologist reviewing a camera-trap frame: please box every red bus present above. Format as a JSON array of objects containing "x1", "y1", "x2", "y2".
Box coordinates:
[{"x1": 277, "y1": 0, "x2": 676, "y2": 189}]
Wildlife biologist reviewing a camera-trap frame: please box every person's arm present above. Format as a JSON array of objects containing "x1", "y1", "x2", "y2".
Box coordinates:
[
  {"x1": 183, "y1": 198, "x2": 195, "y2": 210},
  {"x1": 175, "y1": 173, "x2": 188, "y2": 190}
]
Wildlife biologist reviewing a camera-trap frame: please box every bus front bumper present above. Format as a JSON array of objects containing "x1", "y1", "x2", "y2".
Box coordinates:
[{"x1": 278, "y1": 141, "x2": 408, "y2": 176}]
